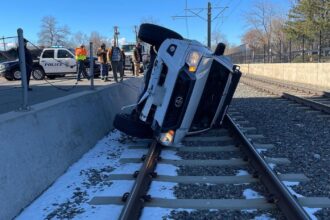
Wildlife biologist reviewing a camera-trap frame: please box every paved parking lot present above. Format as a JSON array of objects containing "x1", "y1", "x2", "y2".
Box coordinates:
[{"x1": 0, "y1": 71, "x2": 140, "y2": 115}]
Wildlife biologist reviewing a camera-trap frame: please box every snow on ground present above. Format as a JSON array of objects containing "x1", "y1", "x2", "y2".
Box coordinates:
[
  {"x1": 243, "y1": 189, "x2": 264, "y2": 199},
  {"x1": 236, "y1": 169, "x2": 249, "y2": 176},
  {"x1": 257, "y1": 148, "x2": 268, "y2": 153},
  {"x1": 155, "y1": 164, "x2": 178, "y2": 176},
  {"x1": 17, "y1": 130, "x2": 316, "y2": 220},
  {"x1": 253, "y1": 214, "x2": 276, "y2": 220},
  {"x1": 15, "y1": 130, "x2": 183, "y2": 220},
  {"x1": 268, "y1": 163, "x2": 276, "y2": 170},
  {"x1": 303, "y1": 207, "x2": 322, "y2": 220},
  {"x1": 148, "y1": 181, "x2": 177, "y2": 199},
  {"x1": 141, "y1": 208, "x2": 195, "y2": 220},
  {"x1": 282, "y1": 181, "x2": 303, "y2": 198},
  {"x1": 282, "y1": 181, "x2": 321, "y2": 220}
]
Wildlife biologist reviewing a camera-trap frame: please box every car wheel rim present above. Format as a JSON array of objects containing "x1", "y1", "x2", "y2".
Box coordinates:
[
  {"x1": 34, "y1": 70, "x2": 43, "y2": 79},
  {"x1": 14, "y1": 71, "x2": 21, "y2": 79}
]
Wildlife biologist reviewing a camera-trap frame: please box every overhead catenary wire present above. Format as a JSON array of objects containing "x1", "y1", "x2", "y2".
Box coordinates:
[
  {"x1": 214, "y1": 0, "x2": 242, "y2": 31},
  {"x1": 172, "y1": 1, "x2": 228, "y2": 48}
]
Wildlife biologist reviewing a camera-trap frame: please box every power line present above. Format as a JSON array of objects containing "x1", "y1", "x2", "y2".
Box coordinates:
[
  {"x1": 214, "y1": 0, "x2": 242, "y2": 31},
  {"x1": 172, "y1": 1, "x2": 228, "y2": 48}
]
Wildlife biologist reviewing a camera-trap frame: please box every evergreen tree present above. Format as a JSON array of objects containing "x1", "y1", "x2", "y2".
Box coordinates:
[{"x1": 285, "y1": 0, "x2": 329, "y2": 40}]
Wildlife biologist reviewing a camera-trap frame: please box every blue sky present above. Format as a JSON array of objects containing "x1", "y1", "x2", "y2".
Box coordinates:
[{"x1": 0, "y1": 0, "x2": 291, "y2": 47}]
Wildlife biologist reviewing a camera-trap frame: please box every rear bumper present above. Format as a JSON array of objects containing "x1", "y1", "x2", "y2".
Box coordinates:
[{"x1": 0, "y1": 70, "x2": 12, "y2": 78}]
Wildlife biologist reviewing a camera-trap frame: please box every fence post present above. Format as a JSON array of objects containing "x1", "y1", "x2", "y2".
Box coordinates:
[
  {"x1": 318, "y1": 30, "x2": 321, "y2": 63},
  {"x1": 17, "y1": 28, "x2": 29, "y2": 111},
  {"x1": 244, "y1": 45, "x2": 247, "y2": 64},
  {"x1": 89, "y1": 42, "x2": 94, "y2": 90},
  {"x1": 289, "y1": 39, "x2": 292, "y2": 63},
  {"x1": 279, "y1": 39, "x2": 282, "y2": 63},
  {"x1": 263, "y1": 44, "x2": 266, "y2": 63},
  {"x1": 302, "y1": 35, "x2": 305, "y2": 63}
]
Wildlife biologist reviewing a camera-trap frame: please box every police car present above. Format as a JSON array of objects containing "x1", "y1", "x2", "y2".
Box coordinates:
[
  {"x1": 114, "y1": 24, "x2": 241, "y2": 146},
  {"x1": 32, "y1": 47, "x2": 100, "y2": 80}
]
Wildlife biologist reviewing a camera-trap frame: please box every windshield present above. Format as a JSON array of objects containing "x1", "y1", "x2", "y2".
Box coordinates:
[{"x1": 121, "y1": 45, "x2": 135, "y2": 52}]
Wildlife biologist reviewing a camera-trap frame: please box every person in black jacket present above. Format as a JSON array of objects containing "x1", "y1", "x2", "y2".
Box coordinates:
[
  {"x1": 22, "y1": 39, "x2": 33, "y2": 91},
  {"x1": 132, "y1": 43, "x2": 141, "y2": 77}
]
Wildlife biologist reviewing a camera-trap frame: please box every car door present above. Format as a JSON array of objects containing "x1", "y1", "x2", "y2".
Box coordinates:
[
  {"x1": 40, "y1": 49, "x2": 57, "y2": 73},
  {"x1": 56, "y1": 49, "x2": 77, "y2": 73}
]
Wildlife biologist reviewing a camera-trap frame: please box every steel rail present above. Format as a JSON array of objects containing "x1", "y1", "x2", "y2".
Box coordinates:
[
  {"x1": 119, "y1": 140, "x2": 162, "y2": 220},
  {"x1": 242, "y1": 77, "x2": 330, "y2": 114},
  {"x1": 224, "y1": 114, "x2": 310, "y2": 220},
  {"x1": 244, "y1": 75, "x2": 323, "y2": 96},
  {"x1": 283, "y1": 92, "x2": 330, "y2": 114}
]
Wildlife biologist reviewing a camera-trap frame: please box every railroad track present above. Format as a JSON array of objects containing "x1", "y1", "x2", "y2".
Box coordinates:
[
  {"x1": 241, "y1": 75, "x2": 330, "y2": 115},
  {"x1": 89, "y1": 112, "x2": 330, "y2": 219}
]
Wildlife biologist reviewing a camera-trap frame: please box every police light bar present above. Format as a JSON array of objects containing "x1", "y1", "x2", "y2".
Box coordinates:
[{"x1": 51, "y1": 45, "x2": 64, "y2": 48}]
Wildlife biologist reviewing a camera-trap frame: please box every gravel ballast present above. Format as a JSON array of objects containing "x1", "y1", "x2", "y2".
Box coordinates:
[
  {"x1": 170, "y1": 81, "x2": 329, "y2": 219},
  {"x1": 230, "y1": 82, "x2": 330, "y2": 218}
]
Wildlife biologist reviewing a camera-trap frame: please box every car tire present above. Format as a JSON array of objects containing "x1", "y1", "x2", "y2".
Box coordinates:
[
  {"x1": 113, "y1": 113, "x2": 153, "y2": 139},
  {"x1": 12, "y1": 69, "x2": 21, "y2": 80},
  {"x1": 138, "y1": 23, "x2": 183, "y2": 49},
  {"x1": 32, "y1": 67, "x2": 45, "y2": 80}
]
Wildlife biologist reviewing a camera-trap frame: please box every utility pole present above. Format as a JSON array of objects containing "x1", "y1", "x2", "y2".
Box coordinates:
[
  {"x1": 207, "y1": 2, "x2": 211, "y2": 48},
  {"x1": 172, "y1": 1, "x2": 227, "y2": 48},
  {"x1": 114, "y1": 26, "x2": 119, "y2": 46},
  {"x1": 134, "y1": 25, "x2": 138, "y2": 43},
  {"x1": 1, "y1": 36, "x2": 6, "y2": 51}
]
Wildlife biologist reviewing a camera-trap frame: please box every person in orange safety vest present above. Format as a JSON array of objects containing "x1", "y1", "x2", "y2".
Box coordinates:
[{"x1": 75, "y1": 44, "x2": 89, "y2": 81}]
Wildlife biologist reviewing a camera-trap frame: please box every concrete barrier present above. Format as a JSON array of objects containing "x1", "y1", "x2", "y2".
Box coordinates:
[
  {"x1": 239, "y1": 63, "x2": 330, "y2": 89},
  {"x1": 0, "y1": 78, "x2": 142, "y2": 220}
]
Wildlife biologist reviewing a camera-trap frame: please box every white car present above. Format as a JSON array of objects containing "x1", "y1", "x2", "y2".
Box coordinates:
[
  {"x1": 32, "y1": 47, "x2": 100, "y2": 80},
  {"x1": 114, "y1": 24, "x2": 241, "y2": 146}
]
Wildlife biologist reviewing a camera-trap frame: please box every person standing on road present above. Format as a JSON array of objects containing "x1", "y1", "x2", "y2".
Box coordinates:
[
  {"x1": 97, "y1": 43, "x2": 109, "y2": 81},
  {"x1": 75, "y1": 44, "x2": 88, "y2": 81},
  {"x1": 21, "y1": 39, "x2": 33, "y2": 91},
  {"x1": 108, "y1": 41, "x2": 124, "y2": 82},
  {"x1": 132, "y1": 43, "x2": 141, "y2": 77}
]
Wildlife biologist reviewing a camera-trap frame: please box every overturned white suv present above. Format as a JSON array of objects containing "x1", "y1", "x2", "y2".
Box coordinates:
[{"x1": 114, "y1": 24, "x2": 241, "y2": 146}]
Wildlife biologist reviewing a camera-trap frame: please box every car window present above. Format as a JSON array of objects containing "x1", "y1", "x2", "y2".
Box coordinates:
[
  {"x1": 122, "y1": 45, "x2": 135, "y2": 52},
  {"x1": 57, "y1": 49, "x2": 73, "y2": 58},
  {"x1": 42, "y1": 50, "x2": 54, "y2": 58}
]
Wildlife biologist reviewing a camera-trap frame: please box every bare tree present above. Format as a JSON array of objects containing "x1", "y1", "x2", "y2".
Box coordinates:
[
  {"x1": 38, "y1": 16, "x2": 70, "y2": 47},
  {"x1": 245, "y1": 0, "x2": 276, "y2": 46},
  {"x1": 244, "y1": 0, "x2": 284, "y2": 62},
  {"x1": 211, "y1": 30, "x2": 229, "y2": 50},
  {"x1": 89, "y1": 31, "x2": 108, "y2": 55},
  {"x1": 271, "y1": 18, "x2": 287, "y2": 55},
  {"x1": 70, "y1": 31, "x2": 89, "y2": 48},
  {"x1": 242, "y1": 29, "x2": 264, "y2": 61}
]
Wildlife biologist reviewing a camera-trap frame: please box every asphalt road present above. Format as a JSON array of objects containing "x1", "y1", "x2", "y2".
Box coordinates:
[{"x1": 0, "y1": 71, "x2": 139, "y2": 115}]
